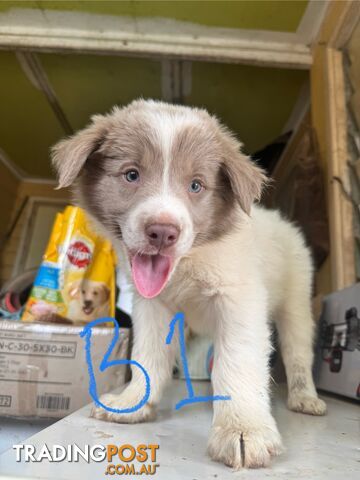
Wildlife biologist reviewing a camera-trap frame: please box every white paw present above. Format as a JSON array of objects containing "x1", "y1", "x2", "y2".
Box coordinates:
[
  {"x1": 207, "y1": 424, "x2": 283, "y2": 469},
  {"x1": 90, "y1": 391, "x2": 156, "y2": 424},
  {"x1": 288, "y1": 393, "x2": 327, "y2": 416}
]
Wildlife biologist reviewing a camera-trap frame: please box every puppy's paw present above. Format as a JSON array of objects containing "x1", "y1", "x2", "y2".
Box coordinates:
[
  {"x1": 90, "y1": 392, "x2": 156, "y2": 424},
  {"x1": 207, "y1": 425, "x2": 283, "y2": 469},
  {"x1": 288, "y1": 393, "x2": 327, "y2": 416}
]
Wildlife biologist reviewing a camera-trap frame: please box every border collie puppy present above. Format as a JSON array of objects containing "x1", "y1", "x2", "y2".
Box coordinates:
[{"x1": 52, "y1": 100, "x2": 326, "y2": 469}]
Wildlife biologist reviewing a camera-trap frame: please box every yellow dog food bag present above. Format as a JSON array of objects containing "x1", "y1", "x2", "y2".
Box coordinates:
[{"x1": 22, "y1": 206, "x2": 116, "y2": 326}]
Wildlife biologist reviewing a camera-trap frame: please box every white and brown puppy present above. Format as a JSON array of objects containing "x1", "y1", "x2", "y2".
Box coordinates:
[{"x1": 52, "y1": 100, "x2": 326, "y2": 469}]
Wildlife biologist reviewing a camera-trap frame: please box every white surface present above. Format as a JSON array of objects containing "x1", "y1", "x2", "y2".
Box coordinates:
[
  {"x1": 0, "y1": 381, "x2": 359, "y2": 479},
  {"x1": 0, "y1": 417, "x2": 55, "y2": 455}
]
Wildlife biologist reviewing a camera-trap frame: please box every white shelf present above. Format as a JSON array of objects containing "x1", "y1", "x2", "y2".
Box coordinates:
[
  {"x1": 0, "y1": 417, "x2": 55, "y2": 456},
  {"x1": 0, "y1": 381, "x2": 359, "y2": 479}
]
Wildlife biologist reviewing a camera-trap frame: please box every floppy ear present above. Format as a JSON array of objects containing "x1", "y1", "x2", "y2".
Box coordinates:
[
  {"x1": 101, "y1": 284, "x2": 110, "y2": 302},
  {"x1": 221, "y1": 138, "x2": 267, "y2": 215},
  {"x1": 51, "y1": 114, "x2": 110, "y2": 188}
]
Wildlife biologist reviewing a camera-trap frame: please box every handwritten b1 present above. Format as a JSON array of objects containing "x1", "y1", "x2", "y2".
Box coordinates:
[{"x1": 80, "y1": 313, "x2": 230, "y2": 413}]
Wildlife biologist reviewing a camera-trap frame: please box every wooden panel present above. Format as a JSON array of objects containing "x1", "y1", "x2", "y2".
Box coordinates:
[
  {"x1": 315, "y1": 256, "x2": 332, "y2": 296},
  {"x1": 267, "y1": 109, "x2": 331, "y2": 294},
  {"x1": 311, "y1": 45, "x2": 356, "y2": 291},
  {"x1": 347, "y1": 20, "x2": 360, "y2": 130},
  {"x1": 271, "y1": 110, "x2": 312, "y2": 185},
  {"x1": 316, "y1": 0, "x2": 360, "y2": 48},
  {"x1": 311, "y1": 0, "x2": 360, "y2": 306}
]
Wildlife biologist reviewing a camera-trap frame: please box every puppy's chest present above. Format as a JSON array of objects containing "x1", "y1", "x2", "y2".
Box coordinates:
[
  {"x1": 174, "y1": 257, "x2": 225, "y2": 296},
  {"x1": 161, "y1": 258, "x2": 224, "y2": 333}
]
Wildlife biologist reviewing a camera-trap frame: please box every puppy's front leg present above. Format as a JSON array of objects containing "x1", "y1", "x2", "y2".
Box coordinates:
[
  {"x1": 208, "y1": 288, "x2": 282, "y2": 469},
  {"x1": 91, "y1": 296, "x2": 176, "y2": 423}
]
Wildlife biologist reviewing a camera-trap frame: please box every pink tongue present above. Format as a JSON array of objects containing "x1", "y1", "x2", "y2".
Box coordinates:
[{"x1": 132, "y1": 254, "x2": 172, "y2": 298}]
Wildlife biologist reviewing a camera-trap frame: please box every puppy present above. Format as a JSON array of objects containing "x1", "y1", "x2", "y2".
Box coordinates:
[
  {"x1": 66, "y1": 279, "x2": 110, "y2": 324},
  {"x1": 52, "y1": 100, "x2": 326, "y2": 469}
]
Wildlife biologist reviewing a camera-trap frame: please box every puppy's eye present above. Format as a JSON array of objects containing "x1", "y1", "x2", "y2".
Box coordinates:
[
  {"x1": 82, "y1": 290, "x2": 85, "y2": 294},
  {"x1": 124, "y1": 169, "x2": 140, "y2": 183},
  {"x1": 189, "y1": 179, "x2": 203, "y2": 194},
  {"x1": 93, "y1": 291, "x2": 98, "y2": 296}
]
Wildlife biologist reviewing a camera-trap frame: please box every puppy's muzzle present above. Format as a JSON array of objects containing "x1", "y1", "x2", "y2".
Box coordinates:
[{"x1": 145, "y1": 223, "x2": 180, "y2": 249}]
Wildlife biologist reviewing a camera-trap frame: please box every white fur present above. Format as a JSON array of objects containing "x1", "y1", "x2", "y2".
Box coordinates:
[
  {"x1": 92, "y1": 205, "x2": 326, "y2": 468},
  {"x1": 122, "y1": 193, "x2": 194, "y2": 257}
]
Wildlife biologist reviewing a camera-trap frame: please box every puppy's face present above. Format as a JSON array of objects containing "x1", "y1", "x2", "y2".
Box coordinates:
[{"x1": 53, "y1": 100, "x2": 266, "y2": 298}]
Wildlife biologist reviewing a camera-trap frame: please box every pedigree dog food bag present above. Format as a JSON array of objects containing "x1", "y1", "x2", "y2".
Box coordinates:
[{"x1": 22, "y1": 206, "x2": 116, "y2": 326}]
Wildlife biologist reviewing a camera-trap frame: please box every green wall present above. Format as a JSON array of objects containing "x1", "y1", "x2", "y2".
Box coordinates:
[
  {"x1": 0, "y1": 1, "x2": 308, "y2": 32},
  {"x1": 0, "y1": 52, "x2": 162, "y2": 177},
  {"x1": 41, "y1": 54, "x2": 162, "y2": 132},
  {"x1": 0, "y1": 52, "x2": 63, "y2": 177},
  {"x1": 187, "y1": 62, "x2": 307, "y2": 153},
  {"x1": 0, "y1": 50, "x2": 307, "y2": 177},
  {"x1": 0, "y1": 1, "x2": 309, "y2": 177}
]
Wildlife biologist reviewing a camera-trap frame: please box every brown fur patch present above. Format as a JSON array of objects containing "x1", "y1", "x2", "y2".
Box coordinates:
[{"x1": 51, "y1": 100, "x2": 268, "y2": 249}]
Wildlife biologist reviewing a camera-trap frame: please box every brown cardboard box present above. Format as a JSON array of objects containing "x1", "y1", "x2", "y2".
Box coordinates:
[{"x1": 0, "y1": 320, "x2": 130, "y2": 418}]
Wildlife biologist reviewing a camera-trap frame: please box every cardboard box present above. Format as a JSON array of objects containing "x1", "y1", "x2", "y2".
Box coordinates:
[
  {"x1": 315, "y1": 283, "x2": 360, "y2": 400},
  {"x1": 0, "y1": 320, "x2": 130, "y2": 418}
]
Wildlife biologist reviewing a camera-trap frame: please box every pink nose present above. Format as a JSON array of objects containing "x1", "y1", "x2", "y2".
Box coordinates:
[{"x1": 145, "y1": 223, "x2": 180, "y2": 249}]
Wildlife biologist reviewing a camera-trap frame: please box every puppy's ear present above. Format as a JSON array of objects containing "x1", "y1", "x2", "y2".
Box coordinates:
[
  {"x1": 220, "y1": 137, "x2": 267, "y2": 215},
  {"x1": 51, "y1": 114, "x2": 110, "y2": 188},
  {"x1": 101, "y1": 284, "x2": 110, "y2": 302}
]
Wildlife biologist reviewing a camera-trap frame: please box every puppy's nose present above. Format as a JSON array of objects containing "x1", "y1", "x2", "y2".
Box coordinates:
[
  {"x1": 84, "y1": 300, "x2": 92, "y2": 308},
  {"x1": 145, "y1": 223, "x2": 180, "y2": 248}
]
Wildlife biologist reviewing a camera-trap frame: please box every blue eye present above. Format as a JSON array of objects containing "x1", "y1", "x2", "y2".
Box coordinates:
[
  {"x1": 124, "y1": 169, "x2": 139, "y2": 182},
  {"x1": 189, "y1": 180, "x2": 203, "y2": 193}
]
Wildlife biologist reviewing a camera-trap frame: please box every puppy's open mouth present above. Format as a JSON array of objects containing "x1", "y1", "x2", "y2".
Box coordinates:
[
  {"x1": 131, "y1": 253, "x2": 173, "y2": 299},
  {"x1": 82, "y1": 306, "x2": 94, "y2": 315}
]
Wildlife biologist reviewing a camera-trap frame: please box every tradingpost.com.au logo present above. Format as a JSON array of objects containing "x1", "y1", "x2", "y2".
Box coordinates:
[{"x1": 13, "y1": 443, "x2": 160, "y2": 476}]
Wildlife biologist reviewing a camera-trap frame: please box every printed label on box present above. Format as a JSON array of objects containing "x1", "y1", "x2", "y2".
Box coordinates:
[{"x1": 0, "y1": 320, "x2": 129, "y2": 418}]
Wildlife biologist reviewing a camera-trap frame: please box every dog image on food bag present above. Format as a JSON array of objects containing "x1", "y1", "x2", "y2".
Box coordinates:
[
  {"x1": 66, "y1": 279, "x2": 110, "y2": 323},
  {"x1": 52, "y1": 100, "x2": 326, "y2": 469}
]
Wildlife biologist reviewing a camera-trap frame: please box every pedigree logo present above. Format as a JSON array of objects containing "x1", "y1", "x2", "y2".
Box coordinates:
[
  {"x1": 13, "y1": 443, "x2": 160, "y2": 476},
  {"x1": 67, "y1": 241, "x2": 92, "y2": 268}
]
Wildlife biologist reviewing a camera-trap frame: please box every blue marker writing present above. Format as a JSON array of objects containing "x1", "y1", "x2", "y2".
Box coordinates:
[
  {"x1": 80, "y1": 317, "x2": 151, "y2": 414},
  {"x1": 81, "y1": 313, "x2": 230, "y2": 414},
  {"x1": 166, "y1": 312, "x2": 231, "y2": 410}
]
